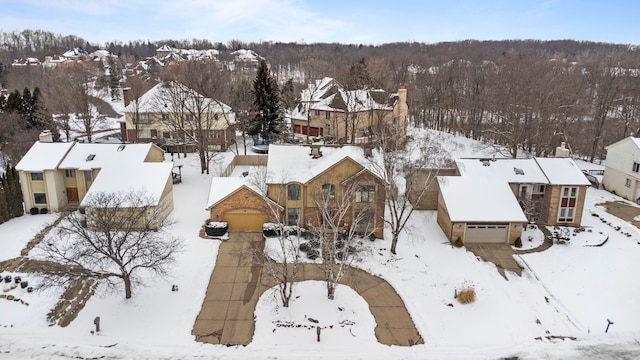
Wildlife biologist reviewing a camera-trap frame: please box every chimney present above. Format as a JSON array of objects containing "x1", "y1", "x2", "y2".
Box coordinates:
[
  {"x1": 122, "y1": 87, "x2": 132, "y2": 107},
  {"x1": 555, "y1": 142, "x2": 570, "y2": 158},
  {"x1": 39, "y1": 130, "x2": 53, "y2": 143},
  {"x1": 310, "y1": 145, "x2": 323, "y2": 159},
  {"x1": 0, "y1": 88, "x2": 7, "y2": 96}
]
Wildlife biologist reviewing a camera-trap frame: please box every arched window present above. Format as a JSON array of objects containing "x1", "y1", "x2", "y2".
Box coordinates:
[
  {"x1": 321, "y1": 183, "x2": 335, "y2": 199},
  {"x1": 288, "y1": 184, "x2": 301, "y2": 200}
]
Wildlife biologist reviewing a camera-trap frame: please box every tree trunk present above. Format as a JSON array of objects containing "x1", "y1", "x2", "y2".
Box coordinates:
[
  {"x1": 327, "y1": 282, "x2": 335, "y2": 300},
  {"x1": 390, "y1": 231, "x2": 399, "y2": 255},
  {"x1": 123, "y1": 275, "x2": 132, "y2": 299}
]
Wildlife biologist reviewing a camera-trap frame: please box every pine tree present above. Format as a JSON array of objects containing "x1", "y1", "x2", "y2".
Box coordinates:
[
  {"x1": 250, "y1": 60, "x2": 284, "y2": 139},
  {"x1": 0, "y1": 183, "x2": 9, "y2": 224},
  {"x1": 4, "y1": 165, "x2": 23, "y2": 217}
]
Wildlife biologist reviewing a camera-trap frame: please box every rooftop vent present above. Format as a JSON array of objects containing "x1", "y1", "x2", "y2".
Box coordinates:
[
  {"x1": 481, "y1": 159, "x2": 490, "y2": 167},
  {"x1": 514, "y1": 167, "x2": 524, "y2": 175},
  {"x1": 86, "y1": 154, "x2": 96, "y2": 161},
  {"x1": 310, "y1": 145, "x2": 323, "y2": 159},
  {"x1": 117, "y1": 144, "x2": 126, "y2": 152}
]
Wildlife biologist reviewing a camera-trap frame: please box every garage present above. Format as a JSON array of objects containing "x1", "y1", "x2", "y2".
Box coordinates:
[
  {"x1": 223, "y1": 209, "x2": 269, "y2": 232},
  {"x1": 465, "y1": 223, "x2": 509, "y2": 243}
]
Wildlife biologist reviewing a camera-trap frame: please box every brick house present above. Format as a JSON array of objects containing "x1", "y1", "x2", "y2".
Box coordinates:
[
  {"x1": 289, "y1": 77, "x2": 408, "y2": 143},
  {"x1": 206, "y1": 144, "x2": 386, "y2": 238},
  {"x1": 122, "y1": 82, "x2": 236, "y2": 152}
]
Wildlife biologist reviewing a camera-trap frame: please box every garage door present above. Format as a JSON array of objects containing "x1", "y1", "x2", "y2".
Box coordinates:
[
  {"x1": 223, "y1": 209, "x2": 269, "y2": 232},
  {"x1": 465, "y1": 224, "x2": 509, "y2": 243}
]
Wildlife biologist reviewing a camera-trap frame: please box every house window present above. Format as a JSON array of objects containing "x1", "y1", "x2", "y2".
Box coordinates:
[
  {"x1": 356, "y1": 185, "x2": 375, "y2": 203},
  {"x1": 626, "y1": 178, "x2": 632, "y2": 187},
  {"x1": 520, "y1": 186, "x2": 527, "y2": 198},
  {"x1": 355, "y1": 208, "x2": 375, "y2": 229},
  {"x1": 321, "y1": 183, "x2": 335, "y2": 199},
  {"x1": 558, "y1": 186, "x2": 578, "y2": 222},
  {"x1": 633, "y1": 162, "x2": 640, "y2": 173},
  {"x1": 161, "y1": 113, "x2": 169, "y2": 121},
  {"x1": 84, "y1": 170, "x2": 93, "y2": 183},
  {"x1": 137, "y1": 129, "x2": 151, "y2": 138},
  {"x1": 208, "y1": 144, "x2": 222, "y2": 151},
  {"x1": 288, "y1": 184, "x2": 301, "y2": 200},
  {"x1": 287, "y1": 208, "x2": 301, "y2": 226},
  {"x1": 533, "y1": 184, "x2": 545, "y2": 193},
  {"x1": 185, "y1": 114, "x2": 194, "y2": 121},
  {"x1": 325, "y1": 124, "x2": 331, "y2": 136},
  {"x1": 209, "y1": 130, "x2": 221, "y2": 139},
  {"x1": 34, "y1": 193, "x2": 47, "y2": 204},
  {"x1": 30, "y1": 172, "x2": 44, "y2": 181},
  {"x1": 162, "y1": 131, "x2": 171, "y2": 139},
  {"x1": 325, "y1": 111, "x2": 331, "y2": 120},
  {"x1": 314, "y1": 110, "x2": 320, "y2": 116},
  {"x1": 64, "y1": 169, "x2": 76, "y2": 178}
]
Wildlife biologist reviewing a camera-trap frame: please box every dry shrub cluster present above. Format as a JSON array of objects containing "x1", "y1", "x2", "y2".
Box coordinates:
[{"x1": 457, "y1": 280, "x2": 476, "y2": 304}]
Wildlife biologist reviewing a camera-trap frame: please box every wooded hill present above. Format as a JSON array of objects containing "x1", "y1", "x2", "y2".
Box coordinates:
[{"x1": 1, "y1": 29, "x2": 639, "y2": 162}]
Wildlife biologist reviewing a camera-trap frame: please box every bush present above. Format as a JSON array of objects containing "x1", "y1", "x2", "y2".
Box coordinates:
[
  {"x1": 39, "y1": 208, "x2": 48, "y2": 214},
  {"x1": 29, "y1": 207, "x2": 39, "y2": 215},
  {"x1": 457, "y1": 280, "x2": 476, "y2": 304},
  {"x1": 299, "y1": 242, "x2": 311, "y2": 252},
  {"x1": 309, "y1": 238, "x2": 321, "y2": 249},
  {"x1": 307, "y1": 249, "x2": 320, "y2": 260},
  {"x1": 453, "y1": 237, "x2": 463, "y2": 247},
  {"x1": 514, "y1": 237, "x2": 522, "y2": 248},
  {"x1": 335, "y1": 239, "x2": 345, "y2": 249}
]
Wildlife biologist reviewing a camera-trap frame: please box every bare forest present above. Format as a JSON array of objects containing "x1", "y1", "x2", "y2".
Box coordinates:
[{"x1": 1, "y1": 29, "x2": 639, "y2": 163}]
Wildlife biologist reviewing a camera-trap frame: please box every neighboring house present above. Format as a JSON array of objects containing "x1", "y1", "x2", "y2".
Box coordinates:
[
  {"x1": 602, "y1": 136, "x2": 640, "y2": 202},
  {"x1": 15, "y1": 133, "x2": 172, "y2": 224},
  {"x1": 289, "y1": 77, "x2": 408, "y2": 143},
  {"x1": 122, "y1": 82, "x2": 236, "y2": 152},
  {"x1": 206, "y1": 144, "x2": 386, "y2": 238},
  {"x1": 574, "y1": 159, "x2": 605, "y2": 188},
  {"x1": 435, "y1": 157, "x2": 590, "y2": 245}
]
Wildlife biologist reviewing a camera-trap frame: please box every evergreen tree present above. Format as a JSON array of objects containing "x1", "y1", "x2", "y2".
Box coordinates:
[
  {"x1": 250, "y1": 60, "x2": 284, "y2": 139},
  {"x1": 0, "y1": 182, "x2": 8, "y2": 224},
  {"x1": 4, "y1": 165, "x2": 23, "y2": 217}
]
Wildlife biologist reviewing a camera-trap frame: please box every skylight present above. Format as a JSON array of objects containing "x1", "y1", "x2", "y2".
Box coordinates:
[{"x1": 86, "y1": 154, "x2": 96, "y2": 161}]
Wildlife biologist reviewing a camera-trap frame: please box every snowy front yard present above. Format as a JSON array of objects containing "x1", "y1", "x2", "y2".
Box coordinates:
[{"x1": 1, "y1": 151, "x2": 640, "y2": 359}]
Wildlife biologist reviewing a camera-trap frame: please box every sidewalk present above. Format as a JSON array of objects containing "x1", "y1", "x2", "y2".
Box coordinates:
[{"x1": 192, "y1": 232, "x2": 423, "y2": 346}]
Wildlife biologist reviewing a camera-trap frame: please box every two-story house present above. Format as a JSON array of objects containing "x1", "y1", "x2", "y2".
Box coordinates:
[
  {"x1": 289, "y1": 77, "x2": 408, "y2": 143},
  {"x1": 602, "y1": 136, "x2": 640, "y2": 202},
  {"x1": 206, "y1": 144, "x2": 386, "y2": 238},
  {"x1": 122, "y1": 82, "x2": 236, "y2": 152}
]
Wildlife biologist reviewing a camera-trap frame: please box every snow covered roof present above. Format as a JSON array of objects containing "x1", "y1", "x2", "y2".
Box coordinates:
[
  {"x1": 534, "y1": 157, "x2": 590, "y2": 186},
  {"x1": 81, "y1": 162, "x2": 173, "y2": 207},
  {"x1": 456, "y1": 158, "x2": 549, "y2": 184},
  {"x1": 206, "y1": 177, "x2": 264, "y2": 209},
  {"x1": 311, "y1": 88, "x2": 392, "y2": 113},
  {"x1": 123, "y1": 82, "x2": 234, "y2": 122},
  {"x1": 573, "y1": 159, "x2": 605, "y2": 174},
  {"x1": 15, "y1": 142, "x2": 75, "y2": 172},
  {"x1": 438, "y1": 176, "x2": 528, "y2": 223},
  {"x1": 63, "y1": 48, "x2": 88, "y2": 58},
  {"x1": 231, "y1": 49, "x2": 262, "y2": 61},
  {"x1": 59, "y1": 143, "x2": 155, "y2": 171},
  {"x1": 266, "y1": 144, "x2": 373, "y2": 184},
  {"x1": 605, "y1": 136, "x2": 640, "y2": 151}
]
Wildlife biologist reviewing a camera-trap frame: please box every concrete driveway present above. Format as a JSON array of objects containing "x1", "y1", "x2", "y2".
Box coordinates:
[{"x1": 192, "y1": 232, "x2": 423, "y2": 346}]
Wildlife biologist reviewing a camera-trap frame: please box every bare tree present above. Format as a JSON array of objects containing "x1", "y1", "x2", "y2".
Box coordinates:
[
  {"x1": 372, "y1": 129, "x2": 451, "y2": 255},
  {"x1": 308, "y1": 181, "x2": 377, "y2": 300},
  {"x1": 124, "y1": 74, "x2": 153, "y2": 142},
  {"x1": 39, "y1": 190, "x2": 182, "y2": 299},
  {"x1": 65, "y1": 63, "x2": 110, "y2": 142},
  {"x1": 248, "y1": 168, "x2": 300, "y2": 307}
]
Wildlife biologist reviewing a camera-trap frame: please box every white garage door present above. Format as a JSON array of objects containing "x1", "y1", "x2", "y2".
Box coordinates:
[{"x1": 465, "y1": 224, "x2": 509, "y2": 243}]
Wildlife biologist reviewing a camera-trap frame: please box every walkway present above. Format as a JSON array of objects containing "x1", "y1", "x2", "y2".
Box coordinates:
[
  {"x1": 599, "y1": 200, "x2": 640, "y2": 229},
  {"x1": 192, "y1": 232, "x2": 423, "y2": 346}
]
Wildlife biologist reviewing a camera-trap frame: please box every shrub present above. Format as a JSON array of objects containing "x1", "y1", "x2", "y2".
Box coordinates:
[
  {"x1": 299, "y1": 242, "x2": 311, "y2": 252},
  {"x1": 39, "y1": 208, "x2": 48, "y2": 214},
  {"x1": 457, "y1": 280, "x2": 476, "y2": 304},
  {"x1": 514, "y1": 237, "x2": 522, "y2": 248},
  {"x1": 307, "y1": 249, "x2": 320, "y2": 260},
  {"x1": 309, "y1": 238, "x2": 321, "y2": 249},
  {"x1": 335, "y1": 239, "x2": 345, "y2": 249},
  {"x1": 29, "y1": 207, "x2": 39, "y2": 215},
  {"x1": 453, "y1": 237, "x2": 463, "y2": 247}
]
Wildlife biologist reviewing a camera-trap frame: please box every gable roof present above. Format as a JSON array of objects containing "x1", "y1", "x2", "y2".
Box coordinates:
[
  {"x1": 15, "y1": 141, "x2": 76, "y2": 172},
  {"x1": 456, "y1": 158, "x2": 548, "y2": 184},
  {"x1": 123, "y1": 82, "x2": 233, "y2": 119},
  {"x1": 81, "y1": 162, "x2": 173, "y2": 207},
  {"x1": 206, "y1": 177, "x2": 274, "y2": 210},
  {"x1": 534, "y1": 157, "x2": 590, "y2": 186},
  {"x1": 59, "y1": 143, "x2": 155, "y2": 170},
  {"x1": 438, "y1": 176, "x2": 528, "y2": 223},
  {"x1": 605, "y1": 136, "x2": 640, "y2": 151},
  {"x1": 266, "y1": 144, "x2": 375, "y2": 184}
]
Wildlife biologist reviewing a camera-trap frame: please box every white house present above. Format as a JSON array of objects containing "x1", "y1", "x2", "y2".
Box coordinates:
[{"x1": 602, "y1": 136, "x2": 640, "y2": 202}]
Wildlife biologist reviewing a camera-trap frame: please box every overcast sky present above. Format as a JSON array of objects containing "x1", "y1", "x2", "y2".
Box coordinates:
[{"x1": 2, "y1": 0, "x2": 638, "y2": 46}]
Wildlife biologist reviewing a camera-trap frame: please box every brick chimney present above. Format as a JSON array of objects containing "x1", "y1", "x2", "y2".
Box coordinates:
[{"x1": 392, "y1": 86, "x2": 408, "y2": 135}]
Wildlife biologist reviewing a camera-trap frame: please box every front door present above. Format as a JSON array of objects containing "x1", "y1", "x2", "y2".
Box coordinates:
[{"x1": 66, "y1": 188, "x2": 79, "y2": 203}]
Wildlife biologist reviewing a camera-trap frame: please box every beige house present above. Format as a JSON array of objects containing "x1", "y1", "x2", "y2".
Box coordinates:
[
  {"x1": 290, "y1": 77, "x2": 408, "y2": 143},
  {"x1": 122, "y1": 82, "x2": 236, "y2": 152},
  {"x1": 15, "y1": 133, "x2": 172, "y2": 224},
  {"x1": 602, "y1": 136, "x2": 640, "y2": 202},
  {"x1": 434, "y1": 157, "x2": 591, "y2": 245},
  {"x1": 206, "y1": 144, "x2": 386, "y2": 238}
]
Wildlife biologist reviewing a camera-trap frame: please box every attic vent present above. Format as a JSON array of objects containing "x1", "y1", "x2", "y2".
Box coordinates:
[
  {"x1": 86, "y1": 154, "x2": 96, "y2": 161},
  {"x1": 481, "y1": 159, "x2": 490, "y2": 167},
  {"x1": 514, "y1": 167, "x2": 524, "y2": 175},
  {"x1": 117, "y1": 144, "x2": 126, "y2": 152}
]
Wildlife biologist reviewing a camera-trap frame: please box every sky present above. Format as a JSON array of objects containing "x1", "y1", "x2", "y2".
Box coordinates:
[{"x1": 1, "y1": 0, "x2": 638, "y2": 46}]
